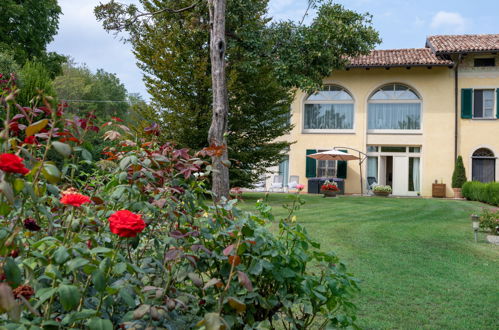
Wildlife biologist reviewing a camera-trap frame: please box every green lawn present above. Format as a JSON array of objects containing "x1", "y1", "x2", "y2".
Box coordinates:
[{"x1": 239, "y1": 193, "x2": 499, "y2": 330}]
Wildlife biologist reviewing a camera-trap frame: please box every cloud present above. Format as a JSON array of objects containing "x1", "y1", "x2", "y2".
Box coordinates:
[{"x1": 430, "y1": 11, "x2": 468, "y2": 33}]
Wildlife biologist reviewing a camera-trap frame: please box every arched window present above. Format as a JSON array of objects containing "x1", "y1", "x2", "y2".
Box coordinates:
[
  {"x1": 368, "y1": 84, "x2": 421, "y2": 130},
  {"x1": 472, "y1": 148, "x2": 496, "y2": 182},
  {"x1": 303, "y1": 85, "x2": 354, "y2": 131}
]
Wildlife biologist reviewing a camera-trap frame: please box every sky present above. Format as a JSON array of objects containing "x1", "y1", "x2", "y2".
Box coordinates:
[{"x1": 48, "y1": 0, "x2": 499, "y2": 101}]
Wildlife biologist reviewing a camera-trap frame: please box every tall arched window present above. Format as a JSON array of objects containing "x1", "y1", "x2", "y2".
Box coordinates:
[
  {"x1": 368, "y1": 84, "x2": 421, "y2": 131},
  {"x1": 303, "y1": 85, "x2": 354, "y2": 131},
  {"x1": 472, "y1": 148, "x2": 496, "y2": 182}
]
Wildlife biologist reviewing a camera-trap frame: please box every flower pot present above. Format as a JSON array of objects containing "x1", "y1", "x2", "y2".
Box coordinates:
[
  {"x1": 321, "y1": 190, "x2": 338, "y2": 198},
  {"x1": 373, "y1": 191, "x2": 390, "y2": 197},
  {"x1": 453, "y1": 188, "x2": 462, "y2": 199}
]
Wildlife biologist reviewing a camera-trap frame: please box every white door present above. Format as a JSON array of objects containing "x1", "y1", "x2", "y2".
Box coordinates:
[{"x1": 392, "y1": 156, "x2": 408, "y2": 195}]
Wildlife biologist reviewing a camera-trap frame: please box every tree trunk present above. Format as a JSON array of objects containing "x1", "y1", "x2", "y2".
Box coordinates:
[{"x1": 207, "y1": 0, "x2": 230, "y2": 201}]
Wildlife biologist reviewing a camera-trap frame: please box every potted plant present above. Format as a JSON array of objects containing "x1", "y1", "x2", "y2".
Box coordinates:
[
  {"x1": 372, "y1": 185, "x2": 392, "y2": 197},
  {"x1": 451, "y1": 155, "x2": 467, "y2": 198},
  {"x1": 320, "y1": 180, "x2": 340, "y2": 197}
]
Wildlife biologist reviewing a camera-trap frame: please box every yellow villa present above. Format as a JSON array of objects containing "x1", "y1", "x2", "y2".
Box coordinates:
[{"x1": 271, "y1": 34, "x2": 499, "y2": 197}]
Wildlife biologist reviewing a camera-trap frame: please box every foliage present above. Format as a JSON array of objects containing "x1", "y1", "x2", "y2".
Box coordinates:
[
  {"x1": 94, "y1": 0, "x2": 380, "y2": 188},
  {"x1": 321, "y1": 180, "x2": 339, "y2": 191},
  {"x1": 462, "y1": 181, "x2": 499, "y2": 206},
  {"x1": 53, "y1": 61, "x2": 131, "y2": 118},
  {"x1": 372, "y1": 185, "x2": 392, "y2": 193},
  {"x1": 451, "y1": 156, "x2": 467, "y2": 188},
  {"x1": 17, "y1": 61, "x2": 56, "y2": 107},
  {"x1": 0, "y1": 52, "x2": 20, "y2": 78},
  {"x1": 0, "y1": 84, "x2": 359, "y2": 328},
  {"x1": 478, "y1": 208, "x2": 499, "y2": 234},
  {"x1": 238, "y1": 193, "x2": 499, "y2": 329},
  {"x1": 0, "y1": 0, "x2": 65, "y2": 77}
]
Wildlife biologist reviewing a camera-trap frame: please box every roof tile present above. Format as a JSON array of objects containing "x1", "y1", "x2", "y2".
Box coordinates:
[
  {"x1": 347, "y1": 48, "x2": 453, "y2": 68},
  {"x1": 426, "y1": 34, "x2": 499, "y2": 54}
]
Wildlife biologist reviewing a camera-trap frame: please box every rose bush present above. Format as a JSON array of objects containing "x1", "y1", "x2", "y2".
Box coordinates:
[{"x1": 0, "y1": 78, "x2": 359, "y2": 328}]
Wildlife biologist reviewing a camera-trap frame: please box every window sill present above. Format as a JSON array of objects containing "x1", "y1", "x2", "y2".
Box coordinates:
[
  {"x1": 367, "y1": 130, "x2": 422, "y2": 135},
  {"x1": 470, "y1": 117, "x2": 497, "y2": 120},
  {"x1": 302, "y1": 129, "x2": 356, "y2": 134}
]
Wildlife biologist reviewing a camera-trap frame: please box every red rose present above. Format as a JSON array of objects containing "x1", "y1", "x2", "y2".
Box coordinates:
[
  {"x1": 60, "y1": 193, "x2": 91, "y2": 207},
  {"x1": 108, "y1": 210, "x2": 146, "y2": 238},
  {"x1": 0, "y1": 153, "x2": 30, "y2": 175},
  {"x1": 23, "y1": 136, "x2": 37, "y2": 145}
]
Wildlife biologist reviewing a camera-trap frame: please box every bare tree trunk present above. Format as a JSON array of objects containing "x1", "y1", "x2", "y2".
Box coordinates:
[{"x1": 207, "y1": 0, "x2": 230, "y2": 201}]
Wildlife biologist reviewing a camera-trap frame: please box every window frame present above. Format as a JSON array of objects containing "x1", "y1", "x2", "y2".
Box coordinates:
[
  {"x1": 302, "y1": 85, "x2": 355, "y2": 134},
  {"x1": 367, "y1": 83, "x2": 423, "y2": 134},
  {"x1": 316, "y1": 149, "x2": 337, "y2": 177},
  {"x1": 472, "y1": 88, "x2": 496, "y2": 120}
]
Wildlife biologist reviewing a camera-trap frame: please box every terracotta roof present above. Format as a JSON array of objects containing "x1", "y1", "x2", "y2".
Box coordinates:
[
  {"x1": 426, "y1": 34, "x2": 499, "y2": 54},
  {"x1": 347, "y1": 48, "x2": 453, "y2": 68}
]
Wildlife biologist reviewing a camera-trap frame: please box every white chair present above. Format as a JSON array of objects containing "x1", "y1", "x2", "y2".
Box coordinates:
[
  {"x1": 253, "y1": 177, "x2": 267, "y2": 192},
  {"x1": 270, "y1": 175, "x2": 283, "y2": 192},
  {"x1": 286, "y1": 175, "x2": 299, "y2": 192}
]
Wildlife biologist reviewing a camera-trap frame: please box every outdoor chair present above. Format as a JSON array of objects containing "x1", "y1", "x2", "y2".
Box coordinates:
[
  {"x1": 270, "y1": 175, "x2": 283, "y2": 192},
  {"x1": 367, "y1": 176, "x2": 377, "y2": 190},
  {"x1": 286, "y1": 175, "x2": 299, "y2": 192},
  {"x1": 253, "y1": 177, "x2": 267, "y2": 192}
]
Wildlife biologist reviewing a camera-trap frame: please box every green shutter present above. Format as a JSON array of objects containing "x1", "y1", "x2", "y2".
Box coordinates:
[
  {"x1": 305, "y1": 149, "x2": 317, "y2": 178},
  {"x1": 337, "y1": 149, "x2": 348, "y2": 179},
  {"x1": 461, "y1": 88, "x2": 473, "y2": 119},
  {"x1": 496, "y1": 89, "x2": 499, "y2": 119}
]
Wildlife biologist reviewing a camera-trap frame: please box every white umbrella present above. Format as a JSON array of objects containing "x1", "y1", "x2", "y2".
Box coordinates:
[
  {"x1": 307, "y1": 148, "x2": 365, "y2": 195},
  {"x1": 307, "y1": 149, "x2": 359, "y2": 161}
]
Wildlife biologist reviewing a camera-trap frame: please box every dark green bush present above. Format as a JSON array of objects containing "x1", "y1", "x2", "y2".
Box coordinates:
[
  {"x1": 451, "y1": 156, "x2": 467, "y2": 188},
  {"x1": 462, "y1": 181, "x2": 499, "y2": 206}
]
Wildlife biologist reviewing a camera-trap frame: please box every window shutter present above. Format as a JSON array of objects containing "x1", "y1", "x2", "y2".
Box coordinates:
[
  {"x1": 496, "y1": 89, "x2": 499, "y2": 119},
  {"x1": 306, "y1": 149, "x2": 317, "y2": 178},
  {"x1": 337, "y1": 150, "x2": 348, "y2": 179},
  {"x1": 461, "y1": 88, "x2": 473, "y2": 119}
]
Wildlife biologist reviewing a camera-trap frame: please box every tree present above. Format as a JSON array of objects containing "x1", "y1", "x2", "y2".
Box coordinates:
[
  {"x1": 17, "y1": 61, "x2": 56, "y2": 106},
  {"x1": 0, "y1": 0, "x2": 65, "y2": 77},
  {"x1": 54, "y1": 61, "x2": 130, "y2": 118},
  {"x1": 452, "y1": 155, "x2": 467, "y2": 188},
  {"x1": 0, "y1": 51, "x2": 20, "y2": 78},
  {"x1": 94, "y1": 0, "x2": 380, "y2": 199}
]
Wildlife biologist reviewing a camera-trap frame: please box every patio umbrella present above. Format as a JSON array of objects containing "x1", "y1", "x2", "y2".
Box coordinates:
[
  {"x1": 307, "y1": 149, "x2": 360, "y2": 161},
  {"x1": 307, "y1": 149, "x2": 365, "y2": 195}
]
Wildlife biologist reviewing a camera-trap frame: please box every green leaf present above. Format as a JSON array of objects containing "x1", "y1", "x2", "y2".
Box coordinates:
[
  {"x1": 0, "y1": 180, "x2": 14, "y2": 204},
  {"x1": 90, "y1": 247, "x2": 112, "y2": 255},
  {"x1": 119, "y1": 288, "x2": 136, "y2": 307},
  {"x1": 0, "y1": 202, "x2": 12, "y2": 216},
  {"x1": 58, "y1": 284, "x2": 80, "y2": 311},
  {"x1": 41, "y1": 163, "x2": 62, "y2": 184},
  {"x1": 53, "y1": 246, "x2": 70, "y2": 264},
  {"x1": 81, "y1": 148, "x2": 93, "y2": 161},
  {"x1": 13, "y1": 178, "x2": 24, "y2": 193},
  {"x1": 92, "y1": 270, "x2": 106, "y2": 292},
  {"x1": 51, "y1": 141, "x2": 72, "y2": 158},
  {"x1": 26, "y1": 119, "x2": 48, "y2": 137},
  {"x1": 66, "y1": 258, "x2": 89, "y2": 272},
  {"x1": 4, "y1": 258, "x2": 22, "y2": 288},
  {"x1": 34, "y1": 287, "x2": 57, "y2": 309},
  {"x1": 86, "y1": 317, "x2": 113, "y2": 330}
]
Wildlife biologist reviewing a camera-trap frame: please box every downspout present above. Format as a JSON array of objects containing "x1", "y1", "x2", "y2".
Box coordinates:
[{"x1": 454, "y1": 55, "x2": 461, "y2": 161}]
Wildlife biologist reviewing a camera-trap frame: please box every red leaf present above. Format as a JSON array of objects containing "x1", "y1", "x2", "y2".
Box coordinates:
[
  {"x1": 223, "y1": 244, "x2": 235, "y2": 256},
  {"x1": 237, "y1": 271, "x2": 253, "y2": 292}
]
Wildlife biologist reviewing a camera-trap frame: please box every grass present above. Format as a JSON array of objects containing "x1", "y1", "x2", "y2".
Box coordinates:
[{"x1": 238, "y1": 193, "x2": 499, "y2": 330}]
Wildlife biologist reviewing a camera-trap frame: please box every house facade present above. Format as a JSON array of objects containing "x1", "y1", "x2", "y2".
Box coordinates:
[{"x1": 274, "y1": 34, "x2": 499, "y2": 197}]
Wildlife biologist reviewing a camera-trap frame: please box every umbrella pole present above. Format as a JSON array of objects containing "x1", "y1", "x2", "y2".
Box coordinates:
[{"x1": 359, "y1": 151, "x2": 363, "y2": 196}]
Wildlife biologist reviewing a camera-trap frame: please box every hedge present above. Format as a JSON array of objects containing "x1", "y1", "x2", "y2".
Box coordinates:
[{"x1": 462, "y1": 181, "x2": 499, "y2": 206}]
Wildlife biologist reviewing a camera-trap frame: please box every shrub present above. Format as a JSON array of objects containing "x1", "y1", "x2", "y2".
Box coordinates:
[
  {"x1": 17, "y1": 61, "x2": 55, "y2": 106},
  {"x1": 373, "y1": 185, "x2": 392, "y2": 193},
  {"x1": 462, "y1": 181, "x2": 499, "y2": 206},
  {"x1": 479, "y1": 209, "x2": 499, "y2": 234},
  {"x1": 0, "y1": 85, "x2": 359, "y2": 328},
  {"x1": 0, "y1": 51, "x2": 20, "y2": 77},
  {"x1": 451, "y1": 156, "x2": 467, "y2": 188}
]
